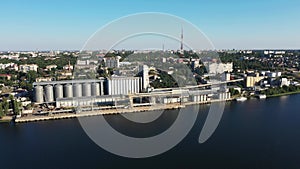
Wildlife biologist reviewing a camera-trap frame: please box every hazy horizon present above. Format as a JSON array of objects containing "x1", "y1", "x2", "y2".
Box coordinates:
[{"x1": 1, "y1": 0, "x2": 300, "y2": 51}]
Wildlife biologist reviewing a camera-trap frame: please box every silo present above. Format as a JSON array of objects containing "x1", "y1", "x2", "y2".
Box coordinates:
[
  {"x1": 34, "y1": 85, "x2": 44, "y2": 103},
  {"x1": 64, "y1": 84, "x2": 73, "y2": 98},
  {"x1": 91, "y1": 83, "x2": 100, "y2": 96},
  {"x1": 45, "y1": 85, "x2": 54, "y2": 102},
  {"x1": 82, "y1": 83, "x2": 91, "y2": 97},
  {"x1": 73, "y1": 83, "x2": 82, "y2": 97},
  {"x1": 55, "y1": 84, "x2": 63, "y2": 100}
]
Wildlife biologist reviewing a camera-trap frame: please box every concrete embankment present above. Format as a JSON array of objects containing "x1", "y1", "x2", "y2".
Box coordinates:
[
  {"x1": 15, "y1": 99, "x2": 234, "y2": 123},
  {"x1": 15, "y1": 103, "x2": 185, "y2": 123}
]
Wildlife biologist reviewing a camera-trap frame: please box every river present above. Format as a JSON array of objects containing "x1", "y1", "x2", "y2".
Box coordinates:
[{"x1": 1, "y1": 94, "x2": 300, "y2": 169}]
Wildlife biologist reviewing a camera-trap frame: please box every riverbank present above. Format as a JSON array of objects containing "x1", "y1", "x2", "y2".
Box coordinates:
[
  {"x1": 8, "y1": 91, "x2": 300, "y2": 123},
  {"x1": 15, "y1": 98, "x2": 234, "y2": 123},
  {"x1": 0, "y1": 116, "x2": 12, "y2": 123},
  {"x1": 15, "y1": 103, "x2": 185, "y2": 123},
  {"x1": 266, "y1": 90, "x2": 300, "y2": 98}
]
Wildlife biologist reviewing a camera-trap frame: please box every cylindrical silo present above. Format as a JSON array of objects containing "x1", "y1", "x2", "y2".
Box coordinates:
[
  {"x1": 73, "y1": 83, "x2": 82, "y2": 97},
  {"x1": 55, "y1": 84, "x2": 63, "y2": 100},
  {"x1": 34, "y1": 85, "x2": 44, "y2": 103},
  {"x1": 91, "y1": 83, "x2": 100, "y2": 96},
  {"x1": 82, "y1": 83, "x2": 91, "y2": 97},
  {"x1": 44, "y1": 85, "x2": 54, "y2": 102},
  {"x1": 64, "y1": 84, "x2": 73, "y2": 98}
]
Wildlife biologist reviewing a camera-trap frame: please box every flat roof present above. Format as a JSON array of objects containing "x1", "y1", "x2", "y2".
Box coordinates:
[
  {"x1": 33, "y1": 79, "x2": 105, "y2": 86},
  {"x1": 56, "y1": 95, "x2": 124, "y2": 101}
]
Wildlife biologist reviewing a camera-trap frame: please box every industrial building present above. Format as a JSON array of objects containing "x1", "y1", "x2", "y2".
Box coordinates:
[
  {"x1": 33, "y1": 77, "x2": 231, "y2": 109},
  {"x1": 139, "y1": 65, "x2": 150, "y2": 90},
  {"x1": 33, "y1": 79, "x2": 105, "y2": 104},
  {"x1": 106, "y1": 76, "x2": 141, "y2": 95}
]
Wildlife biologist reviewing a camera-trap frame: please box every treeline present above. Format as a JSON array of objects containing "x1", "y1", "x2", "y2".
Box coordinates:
[
  {"x1": 150, "y1": 70, "x2": 178, "y2": 88},
  {"x1": 0, "y1": 54, "x2": 77, "y2": 69},
  {"x1": 219, "y1": 52, "x2": 275, "y2": 71},
  {"x1": 261, "y1": 85, "x2": 300, "y2": 96}
]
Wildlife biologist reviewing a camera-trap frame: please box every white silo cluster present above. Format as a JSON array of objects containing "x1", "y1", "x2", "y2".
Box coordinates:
[{"x1": 33, "y1": 80, "x2": 105, "y2": 104}]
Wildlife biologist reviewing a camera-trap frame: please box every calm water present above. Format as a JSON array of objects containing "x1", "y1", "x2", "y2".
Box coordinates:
[{"x1": 1, "y1": 94, "x2": 300, "y2": 169}]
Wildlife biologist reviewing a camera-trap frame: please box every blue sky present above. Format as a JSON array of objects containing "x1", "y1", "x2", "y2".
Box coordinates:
[{"x1": 1, "y1": 0, "x2": 300, "y2": 51}]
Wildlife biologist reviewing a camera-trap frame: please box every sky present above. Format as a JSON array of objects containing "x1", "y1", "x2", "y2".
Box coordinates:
[{"x1": 0, "y1": 0, "x2": 300, "y2": 51}]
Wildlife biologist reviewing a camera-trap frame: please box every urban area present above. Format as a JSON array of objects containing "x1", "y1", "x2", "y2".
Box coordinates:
[{"x1": 0, "y1": 47, "x2": 300, "y2": 122}]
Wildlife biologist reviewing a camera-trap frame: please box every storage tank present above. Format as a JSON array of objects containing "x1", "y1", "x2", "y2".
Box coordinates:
[
  {"x1": 45, "y1": 85, "x2": 54, "y2": 102},
  {"x1": 34, "y1": 85, "x2": 44, "y2": 103},
  {"x1": 55, "y1": 84, "x2": 63, "y2": 100},
  {"x1": 64, "y1": 84, "x2": 73, "y2": 98},
  {"x1": 91, "y1": 83, "x2": 100, "y2": 96},
  {"x1": 73, "y1": 83, "x2": 82, "y2": 97},
  {"x1": 82, "y1": 83, "x2": 91, "y2": 97}
]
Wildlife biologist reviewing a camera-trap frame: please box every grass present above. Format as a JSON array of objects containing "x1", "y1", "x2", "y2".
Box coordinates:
[{"x1": 267, "y1": 90, "x2": 300, "y2": 98}]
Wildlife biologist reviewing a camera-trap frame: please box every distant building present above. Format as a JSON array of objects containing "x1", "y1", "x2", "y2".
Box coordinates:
[
  {"x1": 0, "y1": 74, "x2": 12, "y2": 80},
  {"x1": 77, "y1": 60, "x2": 90, "y2": 65},
  {"x1": 46, "y1": 65, "x2": 57, "y2": 70},
  {"x1": 280, "y1": 78, "x2": 290, "y2": 87},
  {"x1": 246, "y1": 73, "x2": 265, "y2": 88},
  {"x1": 105, "y1": 57, "x2": 120, "y2": 68},
  {"x1": 36, "y1": 77, "x2": 53, "y2": 82},
  {"x1": 19, "y1": 64, "x2": 38, "y2": 73},
  {"x1": 205, "y1": 62, "x2": 233, "y2": 74},
  {"x1": 0, "y1": 63, "x2": 15, "y2": 70},
  {"x1": 191, "y1": 59, "x2": 200, "y2": 70},
  {"x1": 222, "y1": 72, "x2": 231, "y2": 81},
  {"x1": 266, "y1": 72, "x2": 281, "y2": 78},
  {"x1": 63, "y1": 64, "x2": 73, "y2": 70}
]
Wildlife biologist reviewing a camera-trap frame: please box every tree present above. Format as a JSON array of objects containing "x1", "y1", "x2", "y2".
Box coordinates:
[
  {"x1": 0, "y1": 103, "x2": 4, "y2": 119},
  {"x1": 12, "y1": 100, "x2": 20, "y2": 115},
  {"x1": 2, "y1": 98, "x2": 9, "y2": 115},
  {"x1": 229, "y1": 88, "x2": 240, "y2": 96}
]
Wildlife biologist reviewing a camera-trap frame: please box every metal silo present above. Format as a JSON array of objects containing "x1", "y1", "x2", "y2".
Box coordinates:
[
  {"x1": 91, "y1": 83, "x2": 100, "y2": 96},
  {"x1": 55, "y1": 84, "x2": 63, "y2": 100},
  {"x1": 34, "y1": 85, "x2": 44, "y2": 103},
  {"x1": 73, "y1": 83, "x2": 82, "y2": 97},
  {"x1": 82, "y1": 83, "x2": 91, "y2": 97},
  {"x1": 64, "y1": 84, "x2": 73, "y2": 98},
  {"x1": 45, "y1": 85, "x2": 54, "y2": 102}
]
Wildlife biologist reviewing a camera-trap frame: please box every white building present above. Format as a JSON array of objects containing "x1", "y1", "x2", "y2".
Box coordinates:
[
  {"x1": 19, "y1": 64, "x2": 38, "y2": 73},
  {"x1": 266, "y1": 72, "x2": 281, "y2": 78},
  {"x1": 0, "y1": 63, "x2": 14, "y2": 70},
  {"x1": 106, "y1": 76, "x2": 141, "y2": 95},
  {"x1": 46, "y1": 65, "x2": 57, "y2": 70},
  {"x1": 280, "y1": 78, "x2": 290, "y2": 87},
  {"x1": 205, "y1": 62, "x2": 233, "y2": 74},
  {"x1": 63, "y1": 64, "x2": 73, "y2": 70},
  {"x1": 105, "y1": 57, "x2": 120, "y2": 68},
  {"x1": 139, "y1": 65, "x2": 150, "y2": 90},
  {"x1": 77, "y1": 60, "x2": 89, "y2": 65}
]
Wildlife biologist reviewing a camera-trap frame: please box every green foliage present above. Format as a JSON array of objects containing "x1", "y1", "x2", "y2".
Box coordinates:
[
  {"x1": 150, "y1": 71, "x2": 178, "y2": 88},
  {"x1": 104, "y1": 51, "x2": 134, "y2": 62},
  {"x1": 229, "y1": 88, "x2": 240, "y2": 96},
  {"x1": 9, "y1": 95, "x2": 20, "y2": 115},
  {"x1": 219, "y1": 52, "x2": 272, "y2": 71},
  {"x1": 261, "y1": 85, "x2": 300, "y2": 96},
  {"x1": 12, "y1": 100, "x2": 20, "y2": 115},
  {"x1": 0, "y1": 103, "x2": 4, "y2": 118},
  {"x1": 0, "y1": 54, "x2": 76, "y2": 69},
  {"x1": 2, "y1": 98, "x2": 9, "y2": 115}
]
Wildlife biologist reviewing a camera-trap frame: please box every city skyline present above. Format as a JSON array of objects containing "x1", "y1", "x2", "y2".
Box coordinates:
[{"x1": 1, "y1": 0, "x2": 300, "y2": 51}]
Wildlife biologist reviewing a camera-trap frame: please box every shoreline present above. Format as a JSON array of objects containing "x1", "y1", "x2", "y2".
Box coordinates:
[
  {"x1": 266, "y1": 90, "x2": 300, "y2": 98},
  {"x1": 1, "y1": 92, "x2": 299, "y2": 124},
  {"x1": 14, "y1": 99, "x2": 232, "y2": 123}
]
